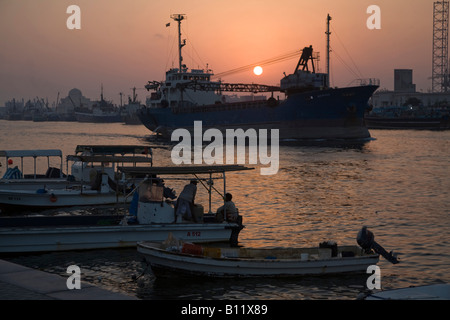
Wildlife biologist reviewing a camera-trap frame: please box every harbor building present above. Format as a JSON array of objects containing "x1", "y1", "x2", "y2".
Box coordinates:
[
  {"x1": 372, "y1": 69, "x2": 450, "y2": 108},
  {"x1": 56, "y1": 88, "x2": 93, "y2": 121}
]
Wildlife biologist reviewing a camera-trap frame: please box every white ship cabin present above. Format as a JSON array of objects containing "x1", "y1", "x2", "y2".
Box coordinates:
[
  {"x1": 148, "y1": 67, "x2": 223, "y2": 109},
  {"x1": 280, "y1": 71, "x2": 328, "y2": 93},
  {"x1": 146, "y1": 14, "x2": 227, "y2": 109}
]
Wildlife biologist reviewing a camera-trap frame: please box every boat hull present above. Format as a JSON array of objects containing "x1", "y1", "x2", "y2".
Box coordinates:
[
  {"x1": 0, "y1": 179, "x2": 79, "y2": 191},
  {"x1": 138, "y1": 85, "x2": 377, "y2": 140},
  {"x1": 122, "y1": 113, "x2": 142, "y2": 125},
  {"x1": 0, "y1": 221, "x2": 240, "y2": 253},
  {"x1": 0, "y1": 188, "x2": 129, "y2": 213},
  {"x1": 364, "y1": 116, "x2": 450, "y2": 130},
  {"x1": 75, "y1": 112, "x2": 122, "y2": 123},
  {"x1": 138, "y1": 242, "x2": 380, "y2": 278},
  {"x1": 365, "y1": 283, "x2": 450, "y2": 300}
]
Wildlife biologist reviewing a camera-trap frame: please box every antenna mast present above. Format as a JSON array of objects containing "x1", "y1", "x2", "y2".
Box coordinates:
[
  {"x1": 171, "y1": 14, "x2": 187, "y2": 73},
  {"x1": 325, "y1": 14, "x2": 332, "y2": 88}
]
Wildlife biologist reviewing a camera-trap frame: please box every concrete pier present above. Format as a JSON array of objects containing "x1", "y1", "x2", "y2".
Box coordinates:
[{"x1": 0, "y1": 259, "x2": 137, "y2": 300}]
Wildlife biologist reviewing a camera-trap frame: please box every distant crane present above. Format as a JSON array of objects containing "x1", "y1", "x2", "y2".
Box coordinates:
[{"x1": 432, "y1": 1, "x2": 450, "y2": 92}]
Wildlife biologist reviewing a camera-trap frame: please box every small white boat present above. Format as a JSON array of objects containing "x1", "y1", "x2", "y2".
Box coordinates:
[
  {"x1": 70, "y1": 144, "x2": 153, "y2": 182},
  {"x1": 137, "y1": 240, "x2": 380, "y2": 278},
  {"x1": 0, "y1": 179, "x2": 128, "y2": 211},
  {"x1": 366, "y1": 283, "x2": 450, "y2": 300},
  {"x1": 0, "y1": 145, "x2": 153, "y2": 213},
  {"x1": 0, "y1": 149, "x2": 71, "y2": 191},
  {"x1": 0, "y1": 165, "x2": 248, "y2": 252},
  {"x1": 0, "y1": 145, "x2": 153, "y2": 190},
  {"x1": 137, "y1": 227, "x2": 400, "y2": 278}
]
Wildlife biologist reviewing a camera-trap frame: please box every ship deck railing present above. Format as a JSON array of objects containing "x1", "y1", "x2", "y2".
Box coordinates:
[{"x1": 172, "y1": 99, "x2": 274, "y2": 114}]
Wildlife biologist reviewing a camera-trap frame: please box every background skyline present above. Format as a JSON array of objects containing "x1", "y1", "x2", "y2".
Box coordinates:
[{"x1": 0, "y1": 0, "x2": 436, "y2": 106}]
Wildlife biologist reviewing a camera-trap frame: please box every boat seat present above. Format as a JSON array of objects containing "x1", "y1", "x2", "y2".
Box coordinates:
[
  {"x1": 89, "y1": 169, "x2": 102, "y2": 190},
  {"x1": 45, "y1": 167, "x2": 62, "y2": 178}
]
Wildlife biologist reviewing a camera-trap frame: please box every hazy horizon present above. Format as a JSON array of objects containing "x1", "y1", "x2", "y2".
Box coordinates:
[{"x1": 0, "y1": 0, "x2": 437, "y2": 106}]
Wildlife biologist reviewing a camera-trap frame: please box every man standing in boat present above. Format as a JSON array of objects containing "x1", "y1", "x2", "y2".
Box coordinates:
[{"x1": 175, "y1": 180, "x2": 197, "y2": 222}]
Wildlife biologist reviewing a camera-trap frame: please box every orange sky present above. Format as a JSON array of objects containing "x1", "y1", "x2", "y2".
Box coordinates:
[{"x1": 0, "y1": 0, "x2": 435, "y2": 106}]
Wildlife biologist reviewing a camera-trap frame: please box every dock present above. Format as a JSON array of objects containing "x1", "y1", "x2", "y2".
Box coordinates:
[{"x1": 0, "y1": 259, "x2": 137, "y2": 300}]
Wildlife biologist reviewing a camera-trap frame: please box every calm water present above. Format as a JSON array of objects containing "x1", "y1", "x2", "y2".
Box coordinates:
[{"x1": 1, "y1": 120, "x2": 449, "y2": 300}]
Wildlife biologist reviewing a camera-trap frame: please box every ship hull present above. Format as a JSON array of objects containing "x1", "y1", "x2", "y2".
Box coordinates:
[
  {"x1": 138, "y1": 85, "x2": 377, "y2": 140},
  {"x1": 75, "y1": 112, "x2": 122, "y2": 123},
  {"x1": 364, "y1": 116, "x2": 450, "y2": 130}
]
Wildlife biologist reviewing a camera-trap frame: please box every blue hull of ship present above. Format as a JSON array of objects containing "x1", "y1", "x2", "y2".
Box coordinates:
[
  {"x1": 138, "y1": 85, "x2": 378, "y2": 140},
  {"x1": 75, "y1": 112, "x2": 122, "y2": 123}
]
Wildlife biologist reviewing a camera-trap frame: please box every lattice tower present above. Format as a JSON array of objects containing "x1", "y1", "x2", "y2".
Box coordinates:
[{"x1": 432, "y1": 1, "x2": 449, "y2": 92}]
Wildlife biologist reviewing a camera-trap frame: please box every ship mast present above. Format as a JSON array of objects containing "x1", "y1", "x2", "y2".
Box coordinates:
[
  {"x1": 325, "y1": 14, "x2": 332, "y2": 88},
  {"x1": 171, "y1": 14, "x2": 187, "y2": 73}
]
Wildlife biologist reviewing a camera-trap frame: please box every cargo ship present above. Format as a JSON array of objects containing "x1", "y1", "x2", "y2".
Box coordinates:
[
  {"x1": 75, "y1": 85, "x2": 122, "y2": 123},
  {"x1": 138, "y1": 14, "x2": 379, "y2": 140}
]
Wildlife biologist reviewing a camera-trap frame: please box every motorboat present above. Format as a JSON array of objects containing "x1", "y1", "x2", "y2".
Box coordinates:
[
  {"x1": 0, "y1": 153, "x2": 152, "y2": 213},
  {"x1": 137, "y1": 227, "x2": 399, "y2": 278},
  {"x1": 0, "y1": 149, "x2": 70, "y2": 191},
  {"x1": 0, "y1": 164, "x2": 249, "y2": 253},
  {"x1": 0, "y1": 145, "x2": 153, "y2": 190},
  {"x1": 0, "y1": 145, "x2": 153, "y2": 213}
]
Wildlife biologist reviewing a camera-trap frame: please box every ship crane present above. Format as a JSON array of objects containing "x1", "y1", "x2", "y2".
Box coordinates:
[{"x1": 294, "y1": 45, "x2": 316, "y2": 73}]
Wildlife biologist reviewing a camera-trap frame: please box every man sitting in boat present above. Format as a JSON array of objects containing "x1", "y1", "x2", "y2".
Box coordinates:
[
  {"x1": 216, "y1": 193, "x2": 237, "y2": 222},
  {"x1": 175, "y1": 180, "x2": 197, "y2": 222}
]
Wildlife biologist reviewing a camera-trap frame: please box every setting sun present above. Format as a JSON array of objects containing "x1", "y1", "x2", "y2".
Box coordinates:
[{"x1": 253, "y1": 66, "x2": 263, "y2": 76}]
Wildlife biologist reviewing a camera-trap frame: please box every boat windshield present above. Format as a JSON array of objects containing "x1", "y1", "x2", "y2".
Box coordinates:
[{"x1": 0, "y1": 149, "x2": 63, "y2": 179}]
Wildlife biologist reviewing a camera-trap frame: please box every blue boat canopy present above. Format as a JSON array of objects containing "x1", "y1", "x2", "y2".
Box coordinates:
[
  {"x1": 75, "y1": 145, "x2": 153, "y2": 156},
  {"x1": 0, "y1": 150, "x2": 63, "y2": 158},
  {"x1": 118, "y1": 165, "x2": 254, "y2": 176}
]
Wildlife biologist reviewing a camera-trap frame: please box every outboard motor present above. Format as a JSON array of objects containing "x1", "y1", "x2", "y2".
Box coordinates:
[{"x1": 357, "y1": 226, "x2": 400, "y2": 264}]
